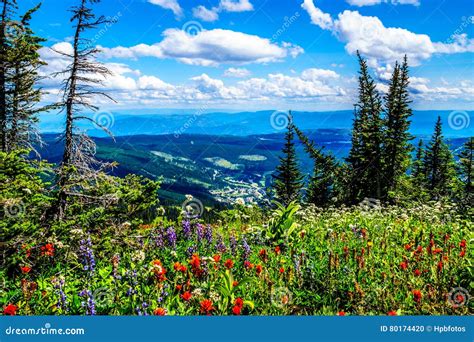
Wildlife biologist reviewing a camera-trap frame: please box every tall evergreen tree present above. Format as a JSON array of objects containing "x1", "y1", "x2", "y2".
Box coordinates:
[
  {"x1": 346, "y1": 52, "x2": 384, "y2": 202},
  {"x1": 422, "y1": 116, "x2": 457, "y2": 198},
  {"x1": 6, "y1": 4, "x2": 46, "y2": 152},
  {"x1": 0, "y1": 0, "x2": 17, "y2": 152},
  {"x1": 272, "y1": 113, "x2": 303, "y2": 206},
  {"x1": 53, "y1": 0, "x2": 115, "y2": 219},
  {"x1": 412, "y1": 139, "x2": 425, "y2": 188},
  {"x1": 458, "y1": 137, "x2": 473, "y2": 197},
  {"x1": 382, "y1": 56, "x2": 414, "y2": 200},
  {"x1": 293, "y1": 125, "x2": 335, "y2": 206}
]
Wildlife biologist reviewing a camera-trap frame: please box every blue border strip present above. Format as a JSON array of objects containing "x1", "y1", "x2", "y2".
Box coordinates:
[{"x1": 1, "y1": 316, "x2": 472, "y2": 342}]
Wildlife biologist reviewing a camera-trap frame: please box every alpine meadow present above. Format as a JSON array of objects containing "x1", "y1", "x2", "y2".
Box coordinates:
[{"x1": 1, "y1": 0, "x2": 473, "y2": 318}]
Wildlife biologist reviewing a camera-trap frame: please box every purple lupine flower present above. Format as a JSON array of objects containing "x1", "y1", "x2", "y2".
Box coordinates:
[
  {"x1": 79, "y1": 289, "x2": 96, "y2": 315},
  {"x1": 204, "y1": 224, "x2": 213, "y2": 245},
  {"x1": 166, "y1": 226, "x2": 177, "y2": 249},
  {"x1": 241, "y1": 237, "x2": 251, "y2": 261},
  {"x1": 195, "y1": 223, "x2": 204, "y2": 244},
  {"x1": 230, "y1": 235, "x2": 237, "y2": 256},
  {"x1": 182, "y1": 220, "x2": 192, "y2": 240},
  {"x1": 79, "y1": 235, "x2": 95, "y2": 274},
  {"x1": 186, "y1": 246, "x2": 196, "y2": 257},
  {"x1": 54, "y1": 278, "x2": 68, "y2": 312},
  {"x1": 154, "y1": 228, "x2": 164, "y2": 248},
  {"x1": 215, "y1": 234, "x2": 227, "y2": 253}
]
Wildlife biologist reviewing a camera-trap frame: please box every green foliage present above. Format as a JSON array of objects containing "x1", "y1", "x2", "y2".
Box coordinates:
[
  {"x1": 272, "y1": 118, "x2": 304, "y2": 206},
  {"x1": 265, "y1": 201, "x2": 300, "y2": 244}
]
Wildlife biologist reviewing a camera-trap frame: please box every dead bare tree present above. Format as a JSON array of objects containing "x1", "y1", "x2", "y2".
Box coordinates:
[{"x1": 52, "y1": 0, "x2": 116, "y2": 219}]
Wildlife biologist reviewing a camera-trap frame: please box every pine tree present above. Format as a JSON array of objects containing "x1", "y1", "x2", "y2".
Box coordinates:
[
  {"x1": 53, "y1": 0, "x2": 115, "y2": 219},
  {"x1": 382, "y1": 56, "x2": 414, "y2": 200},
  {"x1": 422, "y1": 116, "x2": 457, "y2": 198},
  {"x1": 346, "y1": 52, "x2": 384, "y2": 202},
  {"x1": 293, "y1": 125, "x2": 335, "y2": 206},
  {"x1": 458, "y1": 137, "x2": 473, "y2": 197},
  {"x1": 0, "y1": 0, "x2": 17, "y2": 152},
  {"x1": 6, "y1": 4, "x2": 46, "y2": 152},
  {"x1": 272, "y1": 113, "x2": 303, "y2": 206}
]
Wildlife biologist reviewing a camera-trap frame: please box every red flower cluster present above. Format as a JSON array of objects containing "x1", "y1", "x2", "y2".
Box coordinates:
[
  {"x1": 459, "y1": 240, "x2": 466, "y2": 257},
  {"x1": 20, "y1": 266, "x2": 31, "y2": 274},
  {"x1": 154, "y1": 308, "x2": 166, "y2": 316},
  {"x1": 255, "y1": 265, "x2": 263, "y2": 275},
  {"x1": 200, "y1": 299, "x2": 214, "y2": 315},
  {"x1": 244, "y1": 261, "x2": 254, "y2": 269},
  {"x1": 181, "y1": 291, "x2": 192, "y2": 301},
  {"x1": 233, "y1": 297, "x2": 244, "y2": 315},
  {"x1": 414, "y1": 269, "x2": 421, "y2": 277},
  {"x1": 279, "y1": 267, "x2": 285, "y2": 274},
  {"x1": 274, "y1": 246, "x2": 281, "y2": 255},
  {"x1": 387, "y1": 311, "x2": 397, "y2": 316},
  {"x1": 258, "y1": 249, "x2": 268, "y2": 262},
  {"x1": 337, "y1": 311, "x2": 345, "y2": 316},
  {"x1": 412, "y1": 290, "x2": 422, "y2": 303},
  {"x1": 224, "y1": 259, "x2": 234, "y2": 269},
  {"x1": 213, "y1": 255, "x2": 221, "y2": 263},
  {"x1": 173, "y1": 262, "x2": 187, "y2": 273},
  {"x1": 189, "y1": 254, "x2": 204, "y2": 277},
  {"x1": 151, "y1": 260, "x2": 167, "y2": 281},
  {"x1": 399, "y1": 261, "x2": 408, "y2": 270},
  {"x1": 3, "y1": 304, "x2": 17, "y2": 315},
  {"x1": 40, "y1": 243, "x2": 54, "y2": 257}
]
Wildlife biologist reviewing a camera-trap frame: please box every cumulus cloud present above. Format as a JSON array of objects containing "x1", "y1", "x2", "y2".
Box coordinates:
[
  {"x1": 148, "y1": 0, "x2": 183, "y2": 19},
  {"x1": 192, "y1": 0, "x2": 253, "y2": 22},
  {"x1": 301, "y1": 0, "x2": 474, "y2": 70},
  {"x1": 100, "y1": 28, "x2": 303, "y2": 66},
  {"x1": 223, "y1": 67, "x2": 251, "y2": 78},
  {"x1": 346, "y1": 0, "x2": 420, "y2": 6}
]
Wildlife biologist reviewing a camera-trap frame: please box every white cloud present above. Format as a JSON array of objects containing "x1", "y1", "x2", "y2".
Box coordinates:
[
  {"x1": 193, "y1": 5, "x2": 220, "y2": 22},
  {"x1": 148, "y1": 0, "x2": 183, "y2": 19},
  {"x1": 301, "y1": 1, "x2": 474, "y2": 70},
  {"x1": 346, "y1": 0, "x2": 420, "y2": 6},
  {"x1": 100, "y1": 28, "x2": 303, "y2": 66},
  {"x1": 192, "y1": 0, "x2": 253, "y2": 22},
  {"x1": 223, "y1": 67, "x2": 251, "y2": 78},
  {"x1": 219, "y1": 0, "x2": 253, "y2": 12}
]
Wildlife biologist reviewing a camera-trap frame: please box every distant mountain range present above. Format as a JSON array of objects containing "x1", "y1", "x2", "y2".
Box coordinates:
[{"x1": 39, "y1": 110, "x2": 474, "y2": 138}]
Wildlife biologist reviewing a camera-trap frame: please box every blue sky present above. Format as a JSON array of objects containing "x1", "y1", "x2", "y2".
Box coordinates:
[{"x1": 20, "y1": 0, "x2": 474, "y2": 111}]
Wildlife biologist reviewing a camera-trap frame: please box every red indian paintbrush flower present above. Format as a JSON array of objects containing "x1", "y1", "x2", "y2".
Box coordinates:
[
  {"x1": 412, "y1": 290, "x2": 422, "y2": 303},
  {"x1": 20, "y1": 266, "x2": 31, "y2": 274},
  {"x1": 437, "y1": 261, "x2": 443, "y2": 272},
  {"x1": 399, "y1": 261, "x2": 408, "y2": 270},
  {"x1": 460, "y1": 240, "x2": 466, "y2": 248},
  {"x1": 3, "y1": 304, "x2": 17, "y2": 315},
  {"x1": 200, "y1": 299, "x2": 214, "y2": 315},
  {"x1": 337, "y1": 311, "x2": 345, "y2": 316},
  {"x1": 234, "y1": 297, "x2": 243, "y2": 308},
  {"x1": 181, "y1": 291, "x2": 192, "y2": 301},
  {"x1": 190, "y1": 254, "x2": 201, "y2": 269},
  {"x1": 274, "y1": 246, "x2": 281, "y2": 254},
  {"x1": 414, "y1": 269, "x2": 421, "y2": 277},
  {"x1": 224, "y1": 259, "x2": 234, "y2": 269},
  {"x1": 387, "y1": 311, "x2": 397, "y2": 316},
  {"x1": 256, "y1": 265, "x2": 263, "y2": 275},
  {"x1": 40, "y1": 243, "x2": 54, "y2": 257},
  {"x1": 232, "y1": 305, "x2": 241, "y2": 315},
  {"x1": 154, "y1": 308, "x2": 166, "y2": 316},
  {"x1": 279, "y1": 267, "x2": 285, "y2": 274},
  {"x1": 213, "y1": 255, "x2": 221, "y2": 263}
]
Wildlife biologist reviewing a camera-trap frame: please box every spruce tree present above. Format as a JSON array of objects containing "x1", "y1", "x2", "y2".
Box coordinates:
[
  {"x1": 272, "y1": 113, "x2": 303, "y2": 206},
  {"x1": 422, "y1": 116, "x2": 457, "y2": 198},
  {"x1": 0, "y1": 0, "x2": 17, "y2": 152},
  {"x1": 6, "y1": 4, "x2": 46, "y2": 152},
  {"x1": 346, "y1": 52, "x2": 384, "y2": 202},
  {"x1": 293, "y1": 125, "x2": 335, "y2": 206},
  {"x1": 458, "y1": 137, "x2": 473, "y2": 197},
  {"x1": 382, "y1": 56, "x2": 414, "y2": 200}
]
